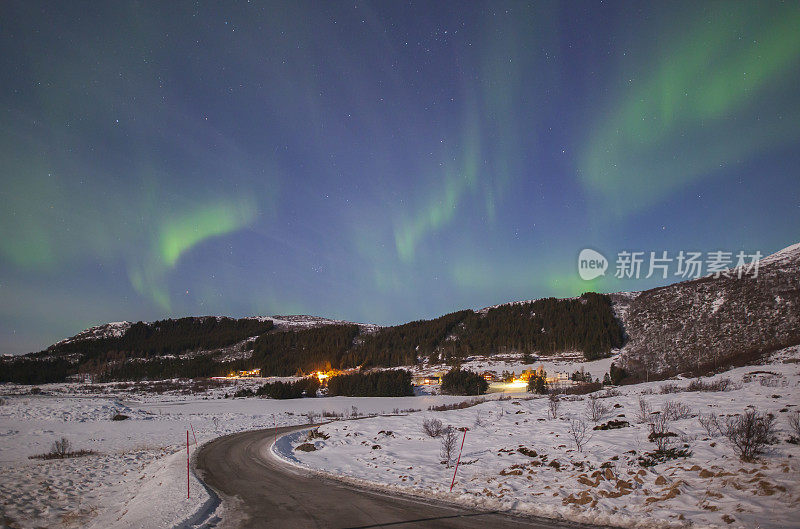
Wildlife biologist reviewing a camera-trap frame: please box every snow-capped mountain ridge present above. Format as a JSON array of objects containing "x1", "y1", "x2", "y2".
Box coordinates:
[
  {"x1": 53, "y1": 321, "x2": 133, "y2": 347},
  {"x1": 53, "y1": 315, "x2": 379, "y2": 350}
]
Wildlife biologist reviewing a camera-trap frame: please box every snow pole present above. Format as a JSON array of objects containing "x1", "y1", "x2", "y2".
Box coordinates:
[
  {"x1": 449, "y1": 428, "x2": 468, "y2": 492},
  {"x1": 187, "y1": 430, "x2": 190, "y2": 499},
  {"x1": 190, "y1": 422, "x2": 198, "y2": 446},
  {"x1": 273, "y1": 414, "x2": 277, "y2": 444}
]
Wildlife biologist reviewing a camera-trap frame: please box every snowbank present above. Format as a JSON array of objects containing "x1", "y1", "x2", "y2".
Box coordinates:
[{"x1": 281, "y1": 362, "x2": 800, "y2": 529}]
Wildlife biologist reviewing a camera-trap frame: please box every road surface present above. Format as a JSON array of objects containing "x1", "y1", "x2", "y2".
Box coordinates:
[{"x1": 194, "y1": 425, "x2": 607, "y2": 529}]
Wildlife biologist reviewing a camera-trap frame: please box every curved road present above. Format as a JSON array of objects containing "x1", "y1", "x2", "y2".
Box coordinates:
[{"x1": 195, "y1": 425, "x2": 606, "y2": 529}]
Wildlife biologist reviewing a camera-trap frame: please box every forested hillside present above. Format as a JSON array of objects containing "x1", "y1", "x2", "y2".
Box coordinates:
[
  {"x1": 1, "y1": 317, "x2": 274, "y2": 383},
  {"x1": 249, "y1": 324, "x2": 361, "y2": 376},
  {"x1": 232, "y1": 293, "x2": 623, "y2": 377},
  {"x1": 45, "y1": 317, "x2": 274, "y2": 360},
  {"x1": 445, "y1": 293, "x2": 624, "y2": 361},
  {"x1": 1, "y1": 293, "x2": 625, "y2": 383},
  {"x1": 343, "y1": 310, "x2": 472, "y2": 367}
]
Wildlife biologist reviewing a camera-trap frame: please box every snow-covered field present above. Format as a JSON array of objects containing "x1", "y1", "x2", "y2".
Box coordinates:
[
  {"x1": 2, "y1": 351, "x2": 799, "y2": 529},
  {"x1": 0, "y1": 379, "x2": 492, "y2": 529},
  {"x1": 280, "y1": 357, "x2": 800, "y2": 529}
]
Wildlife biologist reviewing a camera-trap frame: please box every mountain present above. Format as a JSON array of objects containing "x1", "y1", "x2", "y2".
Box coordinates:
[
  {"x1": 1, "y1": 243, "x2": 797, "y2": 384},
  {"x1": 613, "y1": 242, "x2": 800, "y2": 381},
  {"x1": 0, "y1": 294, "x2": 624, "y2": 382}
]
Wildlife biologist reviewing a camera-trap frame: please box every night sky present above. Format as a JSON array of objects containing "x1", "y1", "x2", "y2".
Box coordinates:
[{"x1": 2, "y1": 1, "x2": 799, "y2": 354}]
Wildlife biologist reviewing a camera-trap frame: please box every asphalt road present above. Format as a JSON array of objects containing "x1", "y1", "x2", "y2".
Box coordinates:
[{"x1": 194, "y1": 425, "x2": 606, "y2": 529}]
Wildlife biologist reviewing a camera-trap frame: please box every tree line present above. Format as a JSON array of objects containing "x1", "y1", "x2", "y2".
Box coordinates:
[
  {"x1": 441, "y1": 368, "x2": 488, "y2": 395},
  {"x1": 1, "y1": 293, "x2": 625, "y2": 383},
  {"x1": 326, "y1": 370, "x2": 413, "y2": 397},
  {"x1": 0, "y1": 317, "x2": 272, "y2": 383},
  {"x1": 49, "y1": 317, "x2": 273, "y2": 361},
  {"x1": 233, "y1": 377, "x2": 321, "y2": 399}
]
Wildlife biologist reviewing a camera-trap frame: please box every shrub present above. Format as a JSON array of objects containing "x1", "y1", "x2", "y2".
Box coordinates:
[
  {"x1": 422, "y1": 417, "x2": 444, "y2": 438},
  {"x1": 474, "y1": 410, "x2": 490, "y2": 428},
  {"x1": 698, "y1": 413, "x2": 722, "y2": 437},
  {"x1": 53, "y1": 437, "x2": 71, "y2": 457},
  {"x1": 638, "y1": 447, "x2": 691, "y2": 467},
  {"x1": 233, "y1": 387, "x2": 255, "y2": 398},
  {"x1": 306, "y1": 428, "x2": 329, "y2": 440},
  {"x1": 568, "y1": 419, "x2": 590, "y2": 452},
  {"x1": 788, "y1": 411, "x2": 800, "y2": 442},
  {"x1": 111, "y1": 413, "x2": 129, "y2": 421},
  {"x1": 560, "y1": 382, "x2": 602, "y2": 395},
  {"x1": 662, "y1": 401, "x2": 692, "y2": 421},
  {"x1": 29, "y1": 437, "x2": 98, "y2": 460},
  {"x1": 659, "y1": 383, "x2": 681, "y2": 394},
  {"x1": 440, "y1": 426, "x2": 458, "y2": 467},
  {"x1": 648, "y1": 429, "x2": 678, "y2": 449},
  {"x1": 648, "y1": 412, "x2": 676, "y2": 451},
  {"x1": 721, "y1": 410, "x2": 777, "y2": 461},
  {"x1": 594, "y1": 419, "x2": 629, "y2": 430},
  {"x1": 687, "y1": 378, "x2": 731, "y2": 392},
  {"x1": 603, "y1": 363, "x2": 627, "y2": 385},
  {"x1": 547, "y1": 393, "x2": 560, "y2": 420},
  {"x1": 635, "y1": 396, "x2": 653, "y2": 424},
  {"x1": 571, "y1": 368, "x2": 592, "y2": 383},
  {"x1": 428, "y1": 398, "x2": 485, "y2": 411},
  {"x1": 441, "y1": 368, "x2": 488, "y2": 395},
  {"x1": 527, "y1": 370, "x2": 547, "y2": 395},
  {"x1": 585, "y1": 395, "x2": 611, "y2": 423}
]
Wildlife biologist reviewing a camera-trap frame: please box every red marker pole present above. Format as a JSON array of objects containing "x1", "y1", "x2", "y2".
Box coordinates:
[
  {"x1": 190, "y1": 423, "x2": 198, "y2": 446},
  {"x1": 449, "y1": 429, "x2": 467, "y2": 492},
  {"x1": 187, "y1": 430, "x2": 190, "y2": 499},
  {"x1": 273, "y1": 414, "x2": 277, "y2": 444}
]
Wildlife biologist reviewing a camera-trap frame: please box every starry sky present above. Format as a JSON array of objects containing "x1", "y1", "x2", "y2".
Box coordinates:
[{"x1": 2, "y1": 1, "x2": 799, "y2": 354}]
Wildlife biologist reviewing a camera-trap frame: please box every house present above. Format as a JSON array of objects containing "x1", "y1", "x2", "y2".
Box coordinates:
[
  {"x1": 412, "y1": 373, "x2": 443, "y2": 385},
  {"x1": 213, "y1": 368, "x2": 262, "y2": 380},
  {"x1": 545, "y1": 371, "x2": 570, "y2": 384}
]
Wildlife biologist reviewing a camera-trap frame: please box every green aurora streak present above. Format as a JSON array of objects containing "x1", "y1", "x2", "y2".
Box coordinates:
[{"x1": 579, "y1": 3, "x2": 800, "y2": 215}]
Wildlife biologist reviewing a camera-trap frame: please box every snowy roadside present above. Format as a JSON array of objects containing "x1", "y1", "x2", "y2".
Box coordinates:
[
  {"x1": 86, "y1": 446, "x2": 213, "y2": 529},
  {"x1": 0, "y1": 385, "x2": 488, "y2": 528},
  {"x1": 280, "y1": 361, "x2": 800, "y2": 529}
]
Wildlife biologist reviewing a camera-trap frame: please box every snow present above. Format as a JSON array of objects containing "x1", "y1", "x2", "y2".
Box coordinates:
[
  {"x1": 279, "y1": 359, "x2": 800, "y2": 529},
  {"x1": 710, "y1": 295, "x2": 725, "y2": 314},
  {"x1": 53, "y1": 321, "x2": 133, "y2": 346},
  {"x1": 412, "y1": 353, "x2": 619, "y2": 384},
  {"x1": 0, "y1": 382, "x2": 493, "y2": 529},
  {"x1": 264, "y1": 314, "x2": 380, "y2": 332},
  {"x1": 46, "y1": 314, "x2": 380, "y2": 358},
  {"x1": 757, "y1": 242, "x2": 800, "y2": 267},
  {"x1": 2, "y1": 352, "x2": 798, "y2": 529}
]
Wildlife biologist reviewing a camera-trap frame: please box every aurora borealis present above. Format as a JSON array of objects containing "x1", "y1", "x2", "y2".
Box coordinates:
[{"x1": 1, "y1": 1, "x2": 799, "y2": 353}]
